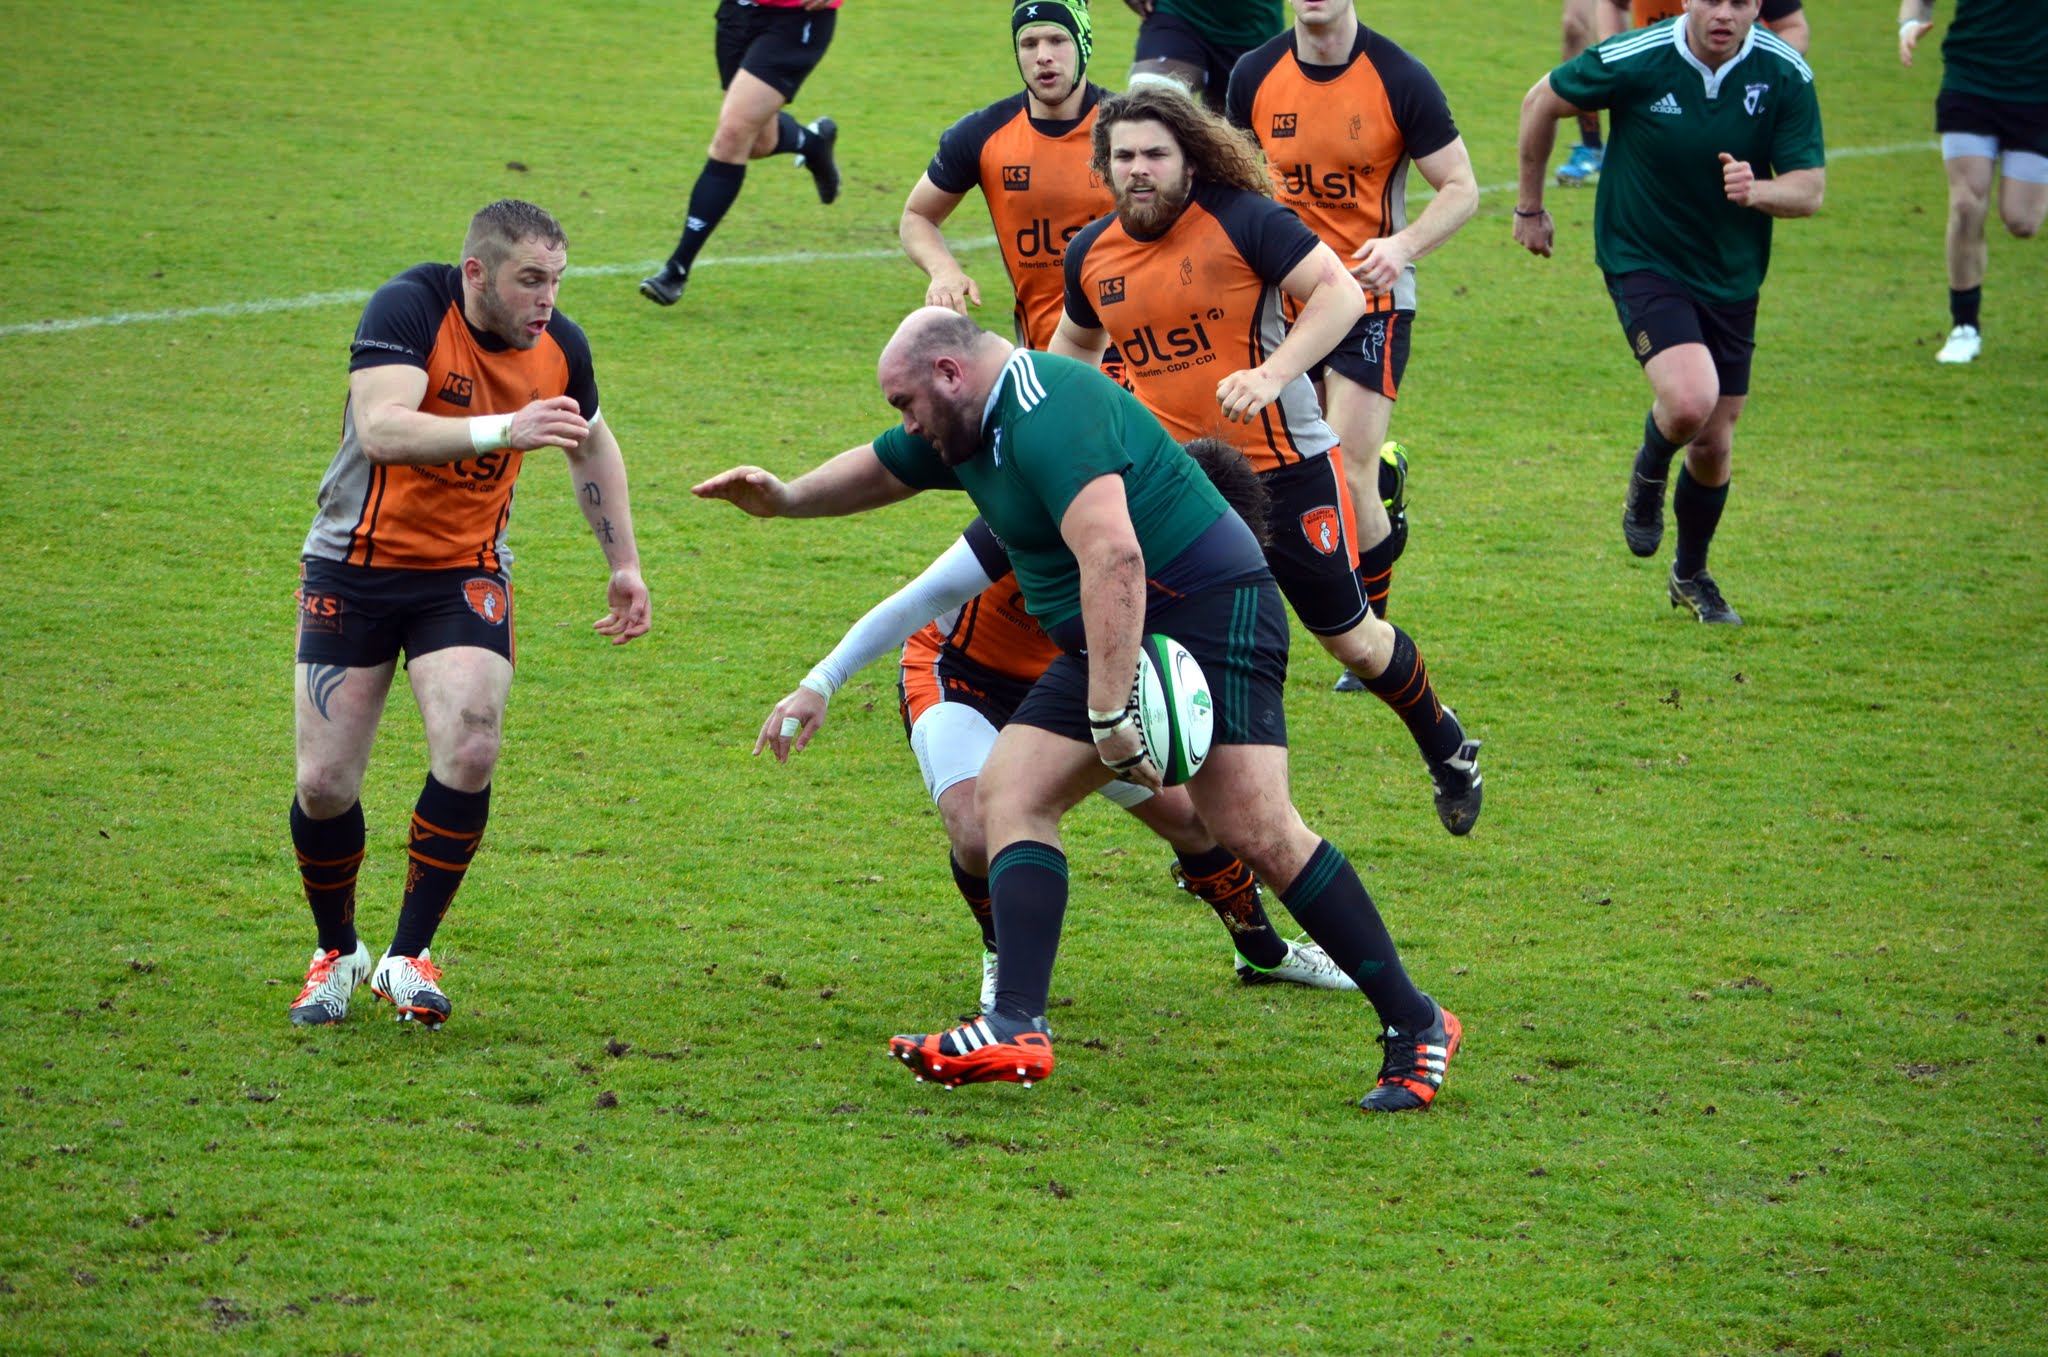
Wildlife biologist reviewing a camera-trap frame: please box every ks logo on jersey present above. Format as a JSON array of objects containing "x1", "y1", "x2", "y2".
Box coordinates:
[
  {"x1": 1002, "y1": 165, "x2": 1031, "y2": 191},
  {"x1": 1097, "y1": 276, "x2": 1126, "y2": 306},
  {"x1": 437, "y1": 371, "x2": 475, "y2": 407},
  {"x1": 1269, "y1": 112, "x2": 1297, "y2": 139}
]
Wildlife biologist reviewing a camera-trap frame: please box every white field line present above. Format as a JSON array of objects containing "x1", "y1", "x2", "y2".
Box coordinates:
[{"x1": 0, "y1": 140, "x2": 1935, "y2": 341}]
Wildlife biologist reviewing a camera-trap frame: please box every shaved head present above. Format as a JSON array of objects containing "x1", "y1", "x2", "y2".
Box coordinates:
[{"x1": 877, "y1": 308, "x2": 1009, "y2": 465}]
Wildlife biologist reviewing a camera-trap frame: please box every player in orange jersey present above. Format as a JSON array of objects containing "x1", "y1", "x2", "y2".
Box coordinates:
[
  {"x1": 902, "y1": 2, "x2": 1109, "y2": 347},
  {"x1": 1227, "y1": 0, "x2": 1478, "y2": 677},
  {"x1": 288, "y1": 200, "x2": 651, "y2": 1029},
  {"x1": 1052, "y1": 84, "x2": 1483, "y2": 836}
]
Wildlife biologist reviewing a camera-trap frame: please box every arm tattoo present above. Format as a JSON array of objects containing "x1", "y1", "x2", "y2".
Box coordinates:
[
  {"x1": 581, "y1": 480, "x2": 602, "y2": 506},
  {"x1": 598, "y1": 516, "x2": 616, "y2": 544},
  {"x1": 308, "y1": 664, "x2": 348, "y2": 721}
]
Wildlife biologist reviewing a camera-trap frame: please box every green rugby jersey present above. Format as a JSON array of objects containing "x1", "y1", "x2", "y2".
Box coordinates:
[
  {"x1": 872, "y1": 349, "x2": 1227, "y2": 630},
  {"x1": 1940, "y1": 0, "x2": 2048, "y2": 103},
  {"x1": 1551, "y1": 17, "x2": 1824, "y2": 303}
]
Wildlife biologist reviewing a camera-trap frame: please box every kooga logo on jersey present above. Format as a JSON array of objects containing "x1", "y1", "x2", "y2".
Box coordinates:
[{"x1": 1117, "y1": 311, "x2": 1220, "y2": 369}]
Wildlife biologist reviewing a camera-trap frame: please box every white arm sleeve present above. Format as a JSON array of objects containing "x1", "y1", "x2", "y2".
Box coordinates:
[{"x1": 800, "y1": 535, "x2": 1000, "y2": 698}]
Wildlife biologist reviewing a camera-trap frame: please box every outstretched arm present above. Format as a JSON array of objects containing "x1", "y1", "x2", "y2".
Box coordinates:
[
  {"x1": 693, "y1": 442, "x2": 920, "y2": 519},
  {"x1": 754, "y1": 535, "x2": 999, "y2": 762},
  {"x1": 565, "y1": 417, "x2": 651, "y2": 646}
]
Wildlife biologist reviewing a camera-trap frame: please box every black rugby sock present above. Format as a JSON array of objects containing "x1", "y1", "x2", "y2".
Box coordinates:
[
  {"x1": 987, "y1": 841, "x2": 1068, "y2": 1023},
  {"x1": 1950, "y1": 286, "x2": 1982, "y2": 330},
  {"x1": 292, "y1": 799, "x2": 363, "y2": 956},
  {"x1": 951, "y1": 853, "x2": 996, "y2": 952},
  {"x1": 1634, "y1": 409, "x2": 1684, "y2": 482},
  {"x1": 1358, "y1": 531, "x2": 1402, "y2": 619},
  {"x1": 388, "y1": 775, "x2": 489, "y2": 959},
  {"x1": 1278, "y1": 840, "x2": 1429, "y2": 1032},
  {"x1": 1672, "y1": 466, "x2": 1729, "y2": 580},
  {"x1": 772, "y1": 113, "x2": 808, "y2": 156},
  {"x1": 1362, "y1": 626, "x2": 1462, "y2": 764},
  {"x1": 668, "y1": 159, "x2": 748, "y2": 273},
  {"x1": 1175, "y1": 845, "x2": 1286, "y2": 969}
]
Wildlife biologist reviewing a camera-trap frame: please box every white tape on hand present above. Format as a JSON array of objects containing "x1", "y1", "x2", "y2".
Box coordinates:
[{"x1": 779, "y1": 717, "x2": 802, "y2": 739}]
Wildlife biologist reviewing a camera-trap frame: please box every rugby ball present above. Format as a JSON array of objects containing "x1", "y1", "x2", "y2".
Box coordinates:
[{"x1": 1131, "y1": 633, "x2": 1214, "y2": 786}]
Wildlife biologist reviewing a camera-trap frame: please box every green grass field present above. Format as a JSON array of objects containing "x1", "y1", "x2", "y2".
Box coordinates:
[{"x1": 2, "y1": 1, "x2": 2043, "y2": 1352}]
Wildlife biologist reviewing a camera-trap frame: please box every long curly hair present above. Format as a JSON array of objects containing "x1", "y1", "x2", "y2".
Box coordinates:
[{"x1": 1089, "y1": 82, "x2": 1270, "y2": 198}]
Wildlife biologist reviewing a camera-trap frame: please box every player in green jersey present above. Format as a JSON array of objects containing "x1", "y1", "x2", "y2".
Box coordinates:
[
  {"x1": 695, "y1": 308, "x2": 1464, "y2": 1113},
  {"x1": 1513, "y1": 0, "x2": 1824, "y2": 624},
  {"x1": 1899, "y1": 0, "x2": 2048, "y2": 365}
]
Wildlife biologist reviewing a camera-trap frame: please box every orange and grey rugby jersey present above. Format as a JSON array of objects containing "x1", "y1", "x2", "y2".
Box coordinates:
[
  {"x1": 1226, "y1": 26, "x2": 1459, "y2": 315},
  {"x1": 926, "y1": 87, "x2": 1113, "y2": 350},
  {"x1": 1062, "y1": 181, "x2": 1338, "y2": 473},
  {"x1": 303, "y1": 263, "x2": 599, "y2": 573}
]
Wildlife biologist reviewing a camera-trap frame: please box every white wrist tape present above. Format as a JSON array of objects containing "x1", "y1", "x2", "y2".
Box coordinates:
[{"x1": 468, "y1": 414, "x2": 515, "y2": 454}]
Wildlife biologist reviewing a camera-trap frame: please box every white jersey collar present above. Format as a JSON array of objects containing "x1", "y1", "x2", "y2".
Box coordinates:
[{"x1": 1674, "y1": 15, "x2": 1758, "y2": 99}]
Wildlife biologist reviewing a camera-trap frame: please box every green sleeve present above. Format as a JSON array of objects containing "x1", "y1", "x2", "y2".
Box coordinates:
[
  {"x1": 871, "y1": 425, "x2": 960, "y2": 492},
  {"x1": 1769, "y1": 68, "x2": 1825, "y2": 173},
  {"x1": 1547, "y1": 46, "x2": 1620, "y2": 111}
]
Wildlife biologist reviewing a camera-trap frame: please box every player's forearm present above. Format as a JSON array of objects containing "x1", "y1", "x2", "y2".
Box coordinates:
[
  {"x1": 1517, "y1": 80, "x2": 1571, "y2": 210},
  {"x1": 783, "y1": 445, "x2": 919, "y2": 518},
  {"x1": 1748, "y1": 168, "x2": 1825, "y2": 218},
  {"x1": 804, "y1": 538, "x2": 994, "y2": 695},
  {"x1": 1266, "y1": 280, "x2": 1363, "y2": 386},
  {"x1": 1397, "y1": 173, "x2": 1478, "y2": 264},
  {"x1": 900, "y1": 210, "x2": 965, "y2": 282},
  {"x1": 356, "y1": 404, "x2": 499, "y2": 466},
  {"x1": 1077, "y1": 547, "x2": 1147, "y2": 717},
  {"x1": 1898, "y1": 0, "x2": 1934, "y2": 27},
  {"x1": 566, "y1": 426, "x2": 643, "y2": 572}
]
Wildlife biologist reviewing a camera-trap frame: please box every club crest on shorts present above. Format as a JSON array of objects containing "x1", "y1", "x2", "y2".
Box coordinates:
[
  {"x1": 1300, "y1": 505, "x2": 1342, "y2": 556},
  {"x1": 462, "y1": 578, "x2": 508, "y2": 625}
]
